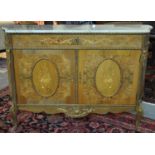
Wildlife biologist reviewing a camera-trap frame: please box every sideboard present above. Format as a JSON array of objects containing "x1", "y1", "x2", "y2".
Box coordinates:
[{"x1": 3, "y1": 24, "x2": 152, "y2": 129}]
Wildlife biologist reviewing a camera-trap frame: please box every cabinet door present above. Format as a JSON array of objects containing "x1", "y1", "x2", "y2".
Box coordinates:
[
  {"x1": 78, "y1": 50, "x2": 141, "y2": 105},
  {"x1": 13, "y1": 50, "x2": 75, "y2": 105}
]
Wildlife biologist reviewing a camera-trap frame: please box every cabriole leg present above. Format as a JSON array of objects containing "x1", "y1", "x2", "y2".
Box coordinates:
[
  {"x1": 135, "y1": 105, "x2": 143, "y2": 131},
  {"x1": 10, "y1": 104, "x2": 18, "y2": 128}
]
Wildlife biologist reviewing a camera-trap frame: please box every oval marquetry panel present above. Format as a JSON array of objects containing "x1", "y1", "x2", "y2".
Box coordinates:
[
  {"x1": 96, "y1": 59, "x2": 121, "y2": 97},
  {"x1": 32, "y1": 59, "x2": 59, "y2": 97}
]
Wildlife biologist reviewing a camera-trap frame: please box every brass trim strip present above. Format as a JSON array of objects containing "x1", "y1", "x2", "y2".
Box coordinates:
[
  {"x1": 74, "y1": 49, "x2": 78, "y2": 104},
  {"x1": 10, "y1": 48, "x2": 143, "y2": 50},
  {"x1": 17, "y1": 104, "x2": 135, "y2": 107},
  {"x1": 10, "y1": 50, "x2": 18, "y2": 111}
]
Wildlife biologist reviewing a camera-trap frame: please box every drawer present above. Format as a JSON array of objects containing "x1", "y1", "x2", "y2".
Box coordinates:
[{"x1": 11, "y1": 34, "x2": 144, "y2": 50}]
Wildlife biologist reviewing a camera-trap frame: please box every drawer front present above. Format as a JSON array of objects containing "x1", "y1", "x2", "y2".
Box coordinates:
[
  {"x1": 78, "y1": 50, "x2": 141, "y2": 105},
  {"x1": 11, "y1": 34, "x2": 143, "y2": 49},
  {"x1": 13, "y1": 50, "x2": 76, "y2": 105}
]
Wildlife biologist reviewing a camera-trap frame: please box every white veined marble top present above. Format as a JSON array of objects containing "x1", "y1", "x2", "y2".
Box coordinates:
[{"x1": 2, "y1": 24, "x2": 153, "y2": 34}]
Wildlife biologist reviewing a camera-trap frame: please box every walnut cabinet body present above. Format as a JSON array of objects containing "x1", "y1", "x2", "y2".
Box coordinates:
[{"x1": 3, "y1": 25, "x2": 152, "y2": 128}]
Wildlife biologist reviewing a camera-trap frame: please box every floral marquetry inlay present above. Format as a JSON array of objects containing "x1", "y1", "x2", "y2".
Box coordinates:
[
  {"x1": 78, "y1": 50, "x2": 141, "y2": 105},
  {"x1": 13, "y1": 50, "x2": 75, "y2": 104},
  {"x1": 32, "y1": 59, "x2": 59, "y2": 97},
  {"x1": 95, "y1": 59, "x2": 122, "y2": 97},
  {"x1": 12, "y1": 34, "x2": 143, "y2": 49}
]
